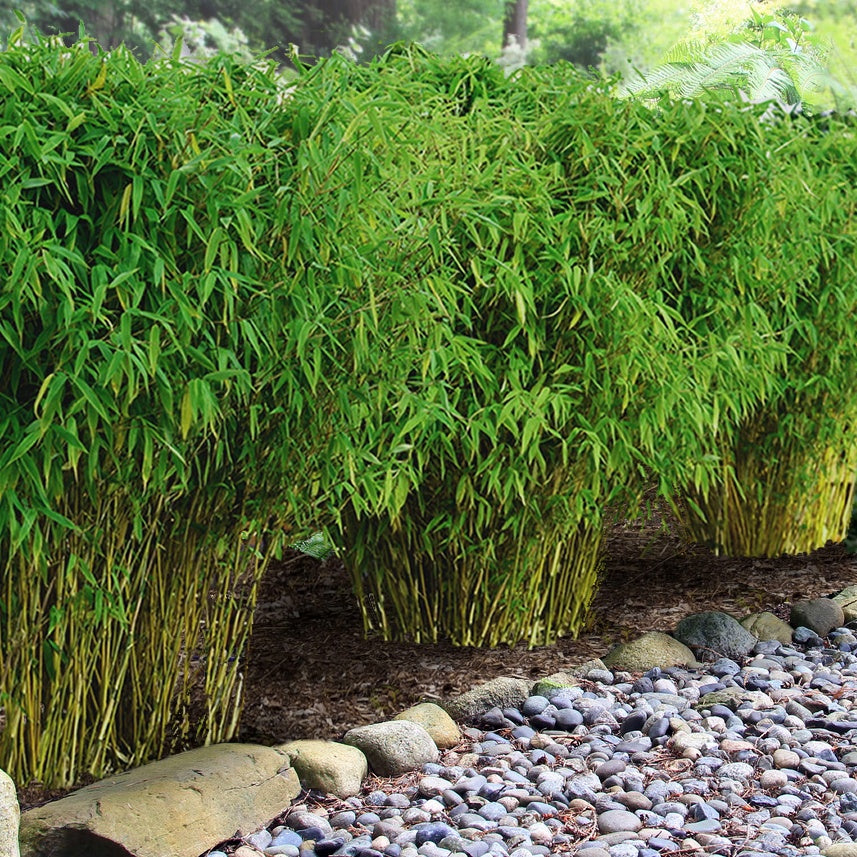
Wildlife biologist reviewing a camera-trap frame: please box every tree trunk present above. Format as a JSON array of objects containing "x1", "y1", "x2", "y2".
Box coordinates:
[{"x1": 502, "y1": 0, "x2": 528, "y2": 50}]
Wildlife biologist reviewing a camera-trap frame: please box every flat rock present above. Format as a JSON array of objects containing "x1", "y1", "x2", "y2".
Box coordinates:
[
  {"x1": 674, "y1": 611, "x2": 757, "y2": 662},
  {"x1": 443, "y1": 678, "x2": 530, "y2": 721},
  {"x1": 0, "y1": 768, "x2": 19, "y2": 857},
  {"x1": 790, "y1": 598, "x2": 845, "y2": 636},
  {"x1": 602, "y1": 631, "x2": 698, "y2": 672},
  {"x1": 277, "y1": 740, "x2": 368, "y2": 797},
  {"x1": 394, "y1": 703, "x2": 460, "y2": 749},
  {"x1": 740, "y1": 611, "x2": 794, "y2": 645},
  {"x1": 343, "y1": 721, "x2": 438, "y2": 776},
  {"x1": 18, "y1": 744, "x2": 300, "y2": 857}
]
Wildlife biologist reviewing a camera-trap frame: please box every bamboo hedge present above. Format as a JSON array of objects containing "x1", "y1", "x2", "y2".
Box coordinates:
[{"x1": 1, "y1": 34, "x2": 856, "y2": 788}]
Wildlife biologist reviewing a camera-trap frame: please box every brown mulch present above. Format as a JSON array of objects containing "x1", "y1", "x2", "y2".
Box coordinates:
[{"x1": 238, "y1": 508, "x2": 857, "y2": 747}]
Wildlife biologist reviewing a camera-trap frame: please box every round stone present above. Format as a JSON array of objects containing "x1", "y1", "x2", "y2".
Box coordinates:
[{"x1": 596, "y1": 810, "x2": 642, "y2": 834}]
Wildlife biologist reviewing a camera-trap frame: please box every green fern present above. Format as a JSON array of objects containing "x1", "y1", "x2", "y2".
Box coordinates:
[{"x1": 621, "y1": 10, "x2": 832, "y2": 109}]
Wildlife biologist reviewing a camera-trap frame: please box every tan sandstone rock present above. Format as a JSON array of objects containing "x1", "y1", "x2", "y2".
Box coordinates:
[
  {"x1": 277, "y1": 740, "x2": 368, "y2": 797},
  {"x1": 394, "y1": 703, "x2": 460, "y2": 749},
  {"x1": 740, "y1": 611, "x2": 794, "y2": 645},
  {"x1": 0, "y1": 768, "x2": 19, "y2": 857},
  {"x1": 602, "y1": 631, "x2": 698, "y2": 672},
  {"x1": 833, "y1": 585, "x2": 857, "y2": 623},
  {"x1": 442, "y1": 677, "x2": 530, "y2": 721},
  {"x1": 19, "y1": 744, "x2": 299, "y2": 857},
  {"x1": 343, "y1": 721, "x2": 438, "y2": 776}
]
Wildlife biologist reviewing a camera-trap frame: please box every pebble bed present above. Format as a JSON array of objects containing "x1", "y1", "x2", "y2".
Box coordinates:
[{"x1": 209, "y1": 625, "x2": 857, "y2": 857}]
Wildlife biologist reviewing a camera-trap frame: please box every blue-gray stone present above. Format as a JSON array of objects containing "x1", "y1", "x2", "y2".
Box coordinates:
[
  {"x1": 273, "y1": 831, "x2": 305, "y2": 847},
  {"x1": 414, "y1": 823, "x2": 456, "y2": 845},
  {"x1": 648, "y1": 717, "x2": 670, "y2": 739},
  {"x1": 554, "y1": 709, "x2": 583, "y2": 729},
  {"x1": 689, "y1": 803, "x2": 720, "y2": 821},
  {"x1": 356, "y1": 813, "x2": 381, "y2": 827},
  {"x1": 684, "y1": 818, "x2": 722, "y2": 833},
  {"x1": 710, "y1": 658, "x2": 741, "y2": 677},
  {"x1": 529, "y1": 713, "x2": 556, "y2": 730},
  {"x1": 793, "y1": 626, "x2": 822, "y2": 644},
  {"x1": 299, "y1": 828, "x2": 328, "y2": 842},
  {"x1": 462, "y1": 843, "x2": 490, "y2": 857},
  {"x1": 527, "y1": 801, "x2": 559, "y2": 817},
  {"x1": 478, "y1": 802, "x2": 508, "y2": 821},
  {"x1": 647, "y1": 837, "x2": 679, "y2": 851},
  {"x1": 442, "y1": 789, "x2": 464, "y2": 807},
  {"x1": 522, "y1": 696, "x2": 550, "y2": 716},
  {"x1": 455, "y1": 775, "x2": 487, "y2": 794},
  {"x1": 483, "y1": 731, "x2": 510, "y2": 744},
  {"x1": 479, "y1": 781, "x2": 506, "y2": 801},
  {"x1": 620, "y1": 710, "x2": 648, "y2": 735},
  {"x1": 480, "y1": 707, "x2": 507, "y2": 729},
  {"x1": 316, "y1": 839, "x2": 347, "y2": 857}
]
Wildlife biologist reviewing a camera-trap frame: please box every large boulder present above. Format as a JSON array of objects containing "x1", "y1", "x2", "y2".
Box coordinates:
[
  {"x1": 740, "y1": 612, "x2": 794, "y2": 645},
  {"x1": 343, "y1": 721, "x2": 438, "y2": 776},
  {"x1": 674, "y1": 611, "x2": 757, "y2": 662},
  {"x1": 602, "y1": 631, "x2": 698, "y2": 672},
  {"x1": 277, "y1": 740, "x2": 368, "y2": 797},
  {"x1": 394, "y1": 703, "x2": 460, "y2": 749},
  {"x1": 19, "y1": 744, "x2": 300, "y2": 857},
  {"x1": 0, "y1": 768, "x2": 19, "y2": 857},
  {"x1": 790, "y1": 598, "x2": 845, "y2": 637},
  {"x1": 442, "y1": 677, "x2": 530, "y2": 721}
]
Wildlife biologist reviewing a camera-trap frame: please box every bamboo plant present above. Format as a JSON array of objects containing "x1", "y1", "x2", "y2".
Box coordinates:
[
  {"x1": 0, "y1": 32, "x2": 314, "y2": 787},
  {"x1": 281, "y1": 51, "x2": 783, "y2": 645}
]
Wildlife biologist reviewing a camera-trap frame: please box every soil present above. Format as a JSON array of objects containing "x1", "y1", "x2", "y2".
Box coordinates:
[{"x1": 17, "y1": 507, "x2": 857, "y2": 811}]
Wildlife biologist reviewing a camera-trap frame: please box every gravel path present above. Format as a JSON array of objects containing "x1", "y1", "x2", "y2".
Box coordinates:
[{"x1": 207, "y1": 626, "x2": 857, "y2": 857}]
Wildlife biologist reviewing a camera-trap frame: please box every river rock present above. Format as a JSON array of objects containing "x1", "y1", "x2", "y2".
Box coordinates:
[
  {"x1": 277, "y1": 740, "x2": 368, "y2": 797},
  {"x1": 740, "y1": 612, "x2": 794, "y2": 645},
  {"x1": 18, "y1": 744, "x2": 300, "y2": 857},
  {"x1": 674, "y1": 611, "x2": 757, "y2": 661},
  {"x1": 394, "y1": 703, "x2": 460, "y2": 749},
  {"x1": 343, "y1": 721, "x2": 438, "y2": 776},
  {"x1": 790, "y1": 598, "x2": 845, "y2": 636},
  {"x1": 0, "y1": 769, "x2": 19, "y2": 857},
  {"x1": 443, "y1": 678, "x2": 530, "y2": 721},
  {"x1": 602, "y1": 631, "x2": 698, "y2": 671}
]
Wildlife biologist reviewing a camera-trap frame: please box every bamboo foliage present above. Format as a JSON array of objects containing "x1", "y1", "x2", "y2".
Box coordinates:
[
  {"x1": 277, "y1": 51, "x2": 803, "y2": 645},
  {"x1": 0, "y1": 32, "x2": 314, "y2": 788},
  {"x1": 675, "y1": 108, "x2": 857, "y2": 556},
  {"x1": 2, "y1": 32, "x2": 856, "y2": 788}
]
